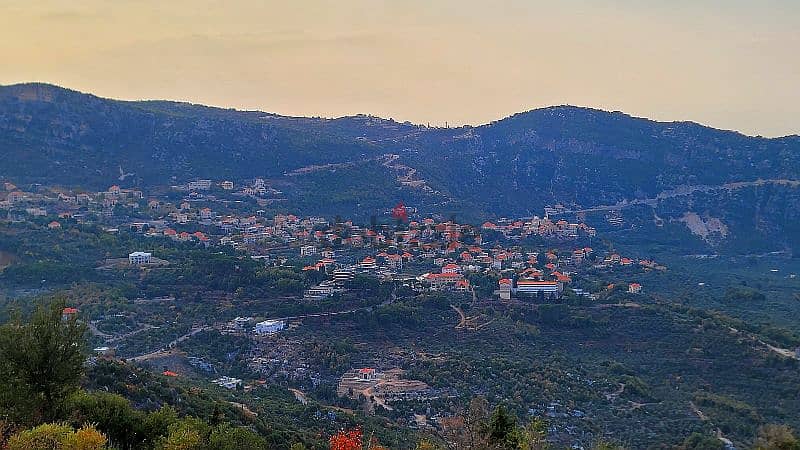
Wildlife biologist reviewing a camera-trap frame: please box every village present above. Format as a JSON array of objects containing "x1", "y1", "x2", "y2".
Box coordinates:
[
  {"x1": 0, "y1": 178, "x2": 659, "y2": 302},
  {"x1": 2, "y1": 177, "x2": 668, "y2": 420}
]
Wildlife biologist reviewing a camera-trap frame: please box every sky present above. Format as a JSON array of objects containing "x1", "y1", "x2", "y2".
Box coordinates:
[{"x1": 1, "y1": 0, "x2": 799, "y2": 137}]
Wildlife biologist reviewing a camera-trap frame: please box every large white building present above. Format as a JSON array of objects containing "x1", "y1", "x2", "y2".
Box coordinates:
[
  {"x1": 187, "y1": 179, "x2": 212, "y2": 190},
  {"x1": 300, "y1": 245, "x2": 318, "y2": 257},
  {"x1": 515, "y1": 280, "x2": 561, "y2": 299},
  {"x1": 254, "y1": 319, "x2": 286, "y2": 335},
  {"x1": 128, "y1": 252, "x2": 152, "y2": 265}
]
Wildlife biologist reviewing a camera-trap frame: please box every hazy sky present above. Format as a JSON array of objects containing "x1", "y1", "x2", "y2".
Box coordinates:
[{"x1": 2, "y1": 1, "x2": 799, "y2": 136}]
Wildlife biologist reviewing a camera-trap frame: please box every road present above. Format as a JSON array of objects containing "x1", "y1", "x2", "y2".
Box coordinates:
[
  {"x1": 128, "y1": 325, "x2": 212, "y2": 362},
  {"x1": 129, "y1": 288, "x2": 400, "y2": 362},
  {"x1": 553, "y1": 179, "x2": 800, "y2": 215}
]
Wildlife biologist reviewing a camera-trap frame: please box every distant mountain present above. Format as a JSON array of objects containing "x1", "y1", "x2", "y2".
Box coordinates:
[{"x1": 2, "y1": 83, "x2": 799, "y2": 253}]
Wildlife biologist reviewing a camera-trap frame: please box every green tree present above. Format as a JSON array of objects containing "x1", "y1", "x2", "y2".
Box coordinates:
[
  {"x1": 680, "y1": 432, "x2": 723, "y2": 450},
  {"x1": 66, "y1": 391, "x2": 144, "y2": 450},
  {"x1": 488, "y1": 405, "x2": 518, "y2": 449},
  {"x1": 0, "y1": 300, "x2": 86, "y2": 424},
  {"x1": 156, "y1": 420, "x2": 205, "y2": 450},
  {"x1": 514, "y1": 418, "x2": 549, "y2": 450},
  {"x1": 207, "y1": 424, "x2": 268, "y2": 450},
  {"x1": 754, "y1": 425, "x2": 800, "y2": 450}
]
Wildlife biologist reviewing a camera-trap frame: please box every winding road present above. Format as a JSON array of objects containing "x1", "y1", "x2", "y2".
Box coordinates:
[{"x1": 554, "y1": 179, "x2": 800, "y2": 215}]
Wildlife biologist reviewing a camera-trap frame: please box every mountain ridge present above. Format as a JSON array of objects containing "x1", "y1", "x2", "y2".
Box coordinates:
[
  {"x1": 2, "y1": 82, "x2": 799, "y2": 254},
  {"x1": 5, "y1": 82, "x2": 797, "y2": 139}
]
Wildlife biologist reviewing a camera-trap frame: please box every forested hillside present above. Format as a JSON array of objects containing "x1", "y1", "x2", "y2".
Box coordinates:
[{"x1": 2, "y1": 83, "x2": 799, "y2": 252}]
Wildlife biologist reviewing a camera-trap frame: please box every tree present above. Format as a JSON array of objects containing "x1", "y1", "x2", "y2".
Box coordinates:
[
  {"x1": 680, "y1": 433, "x2": 723, "y2": 450},
  {"x1": 156, "y1": 420, "x2": 205, "y2": 450},
  {"x1": 6, "y1": 423, "x2": 108, "y2": 450},
  {"x1": 66, "y1": 391, "x2": 144, "y2": 450},
  {"x1": 0, "y1": 300, "x2": 86, "y2": 424},
  {"x1": 441, "y1": 396, "x2": 490, "y2": 450},
  {"x1": 515, "y1": 418, "x2": 549, "y2": 450},
  {"x1": 207, "y1": 424, "x2": 268, "y2": 450},
  {"x1": 592, "y1": 441, "x2": 625, "y2": 450},
  {"x1": 755, "y1": 425, "x2": 800, "y2": 450},
  {"x1": 330, "y1": 427, "x2": 363, "y2": 450},
  {"x1": 488, "y1": 405, "x2": 518, "y2": 449},
  {"x1": 140, "y1": 406, "x2": 179, "y2": 449},
  {"x1": 416, "y1": 440, "x2": 441, "y2": 450}
]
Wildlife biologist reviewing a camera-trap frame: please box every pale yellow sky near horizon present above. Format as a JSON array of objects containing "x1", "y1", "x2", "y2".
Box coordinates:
[{"x1": 1, "y1": 0, "x2": 799, "y2": 136}]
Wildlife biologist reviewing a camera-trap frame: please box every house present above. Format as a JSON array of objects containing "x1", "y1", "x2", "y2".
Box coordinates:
[
  {"x1": 332, "y1": 269, "x2": 355, "y2": 283},
  {"x1": 187, "y1": 179, "x2": 212, "y2": 191},
  {"x1": 418, "y1": 272, "x2": 463, "y2": 290},
  {"x1": 199, "y1": 208, "x2": 213, "y2": 220},
  {"x1": 254, "y1": 319, "x2": 286, "y2": 335},
  {"x1": 211, "y1": 376, "x2": 242, "y2": 389},
  {"x1": 7, "y1": 191, "x2": 25, "y2": 204},
  {"x1": 300, "y1": 245, "x2": 317, "y2": 257},
  {"x1": 25, "y1": 207, "x2": 47, "y2": 216},
  {"x1": 360, "y1": 256, "x2": 377, "y2": 270},
  {"x1": 129, "y1": 252, "x2": 152, "y2": 265},
  {"x1": 48, "y1": 221, "x2": 61, "y2": 229},
  {"x1": 628, "y1": 283, "x2": 642, "y2": 294},
  {"x1": 357, "y1": 368, "x2": 377, "y2": 381},
  {"x1": 220, "y1": 181, "x2": 234, "y2": 190},
  {"x1": 305, "y1": 280, "x2": 340, "y2": 300},
  {"x1": 441, "y1": 263, "x2": 461, "y2": 274},
  {"x1": 62, "y1": 307, "x2": 78, "y2": 320},
  {"x1": 498, "y1": 278, "x2": 512, "y2": 300}
]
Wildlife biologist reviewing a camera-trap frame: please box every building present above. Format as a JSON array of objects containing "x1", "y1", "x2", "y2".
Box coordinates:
[
  {"x1": 515, "y1": 280, "x2": 561, "y2": 299},
  {"x1": 360, "y1": 256, "x2": 377, "y2": 270},
  {"x1": 220, "y1": 180, "x2": 234, "y2": 190},
  {"x1": 499, "y1": 278, "x2": 512, "y2": 300},
  {"x1": 187, "y1": 179, "x2": 212, "y2": 190},
  {"x1": 211, "y1": 376, "x2": 242, "y2": 389},
  {"x1": 441, "y1": 263, "x2": 461, "y2": 274},
  {"x1": 332, "y1": 269, "x2": 356, "y2": 284},
  {"x1": 628, "y1": 283, "x2": 642, "y2": 294},
  {"x1": 300, "y1": 245, "x2": 318, "y2": 257},
  {"x1": 254, "y1": 319, "x2": 286, "y2": 335},
  {"x1": 129, "y1": 252, "x2": 152, "y2": 265},
  {"x1": 418, "y1": 272, "x2": 463, "y2": 290},
  {"x1": 356, "y1": 368, "x2": 378, "y2": 381},
  {"x1": 62, "y1": 307, "x2": 78, "y2": 320},
  {"x1": 305, "y1": 280, "x2": 340, "y2": 300}
]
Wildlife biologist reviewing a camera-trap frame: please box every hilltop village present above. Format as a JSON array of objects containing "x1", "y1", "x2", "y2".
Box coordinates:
[
  {"x1": 0, "y1": 178, "x2": 660, "y2": 303},
  {"x1": 5, "y1": 170, "x2": 800, "y2": 450},
  {"x1": 0, "y1": 177, "x2": 674, "y2": 438}
]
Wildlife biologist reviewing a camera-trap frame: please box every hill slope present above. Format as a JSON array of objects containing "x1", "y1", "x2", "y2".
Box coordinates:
[{"x1": 2, "y1": 83, "x2": 799, "y2": 253}]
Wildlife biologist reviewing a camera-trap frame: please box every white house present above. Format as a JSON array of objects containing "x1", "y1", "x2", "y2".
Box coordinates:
[
  {"x1": 129, "y1": 252, "x2": 152, "y2": 265},
  {"x1": 211, "y1": 376, "x2": 242, "y2": 389},
  {"x1": 254, "y1": 319, "x2": 286, "y2": 335},
  {"x1": 187, "y1": 180, "x2": 212, "y2": 191}
]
